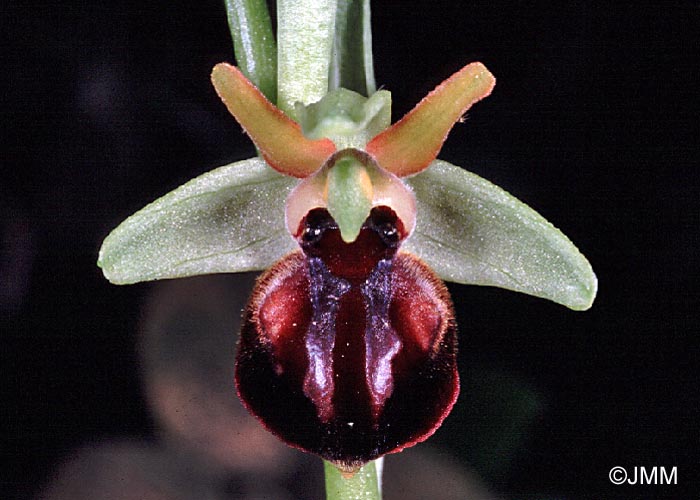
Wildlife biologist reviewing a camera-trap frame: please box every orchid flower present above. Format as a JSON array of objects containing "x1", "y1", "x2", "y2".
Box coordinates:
[{"x1": 97, "y1": 0, "x2": 596, "y2": 490}]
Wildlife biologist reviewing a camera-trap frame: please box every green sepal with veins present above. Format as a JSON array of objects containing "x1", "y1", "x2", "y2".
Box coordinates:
[
  {"x1": 97, "y1": 158, "x2": 296, "y2": 284},
  {"x1": 405, "y1": 161, "x2": 597, "y2": 311}
]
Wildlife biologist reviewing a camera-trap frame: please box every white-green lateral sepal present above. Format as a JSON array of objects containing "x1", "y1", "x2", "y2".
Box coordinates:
[
  {"x1": 404, "y1": 160, "x2": 597, "y2": 310},
  {"x1": 98, "y1": 158, "x2": 297, "y2": 284}
]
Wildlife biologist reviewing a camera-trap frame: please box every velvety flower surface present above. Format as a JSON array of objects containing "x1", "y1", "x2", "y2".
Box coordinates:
[
  {"x1": 237, "y1": 207, "x2": 458, "y2": 472},
  {"x1": 98, "y1": 58, "x2": 596, "y2": 472}
]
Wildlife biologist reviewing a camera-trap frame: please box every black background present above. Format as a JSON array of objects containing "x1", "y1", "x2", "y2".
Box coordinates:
[{"x1": 3, "y1": 1, "x2": 699, "y2": 499}]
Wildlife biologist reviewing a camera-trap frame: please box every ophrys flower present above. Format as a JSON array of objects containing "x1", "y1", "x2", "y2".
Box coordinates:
[{"x1": 98, "y1": 58, "x2": 596, "y2": 473}]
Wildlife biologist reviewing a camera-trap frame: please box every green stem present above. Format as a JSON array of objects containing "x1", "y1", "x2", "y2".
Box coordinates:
[
  {"x1": 277, "y1": 0, "x2": 338, "y2": 118},
  {"x1": 329, "y1": 0, "x2": 376, "y2": 96},
  {"x1": 324, "y1": 460, "x2": 382, "y2": 500},
  {"x1": 224, "y1": 0, "x2": 277, "y2": 103}
]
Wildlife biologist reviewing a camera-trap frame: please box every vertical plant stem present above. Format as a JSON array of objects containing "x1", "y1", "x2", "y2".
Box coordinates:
[
  {"x1": 324, "y1": 460, "x2": 382, "y2": 500},
  {"x1": 329, "y1": 0, "x2": 376, "y2": 96},
  {"x1": 277, "y1": 0, "x2": 338, "y2": 118},
  {"x1": 224, "y1": 0, "x2": 277, "y2": 102}
]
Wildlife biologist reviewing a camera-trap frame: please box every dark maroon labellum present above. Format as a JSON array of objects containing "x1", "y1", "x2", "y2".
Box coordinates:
[{"x1": 236, "y1": 207, "x2": 458, "y2": 472}]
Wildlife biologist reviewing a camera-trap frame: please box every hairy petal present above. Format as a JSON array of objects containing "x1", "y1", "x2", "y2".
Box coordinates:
[
  {"x1": 98, "y1": 158, "x2": 297, "y2": 284},
  {"x1": 366, "y1": 62, "x2": 495, "y2": 177},
  {"x1": 212, "y1": 63, "x2": 336, "y2": 178},
  {"x1": 404, "y1": 160, "x2": 597, "y2": 310}
]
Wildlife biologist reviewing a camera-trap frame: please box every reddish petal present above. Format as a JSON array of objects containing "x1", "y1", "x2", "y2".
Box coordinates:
[
  {"x1": 211, "y1": 63, "x2": 336, "y2": 178},
  {"x1": 236, "y1": 208, "x2": 458, "y2": 472},
  {"x1": 365, "y1": 62, "x2": 495, "y2": 177}
]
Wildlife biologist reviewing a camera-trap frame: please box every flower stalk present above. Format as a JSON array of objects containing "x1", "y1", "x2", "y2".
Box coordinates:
[
  {"x1": 277, "y1": 0, "x2": 338, "y2": 118},
  {"x1": 224, "y1": 0, "x2": 277, "y2": 101},
  {"x1": 324, "y1": 460, "x2": 381, "y2": 500}
]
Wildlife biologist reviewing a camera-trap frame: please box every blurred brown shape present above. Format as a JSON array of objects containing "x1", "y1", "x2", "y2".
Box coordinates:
[
  {"x1": 37, "y1": 441, "x2": 215, "y2": 500},
  {"x1": 384, "y1": 448, "x2": 501, "y2": 500},
  {"x1": 139, "y1": 274, "x2": 299, "y2": 474}
]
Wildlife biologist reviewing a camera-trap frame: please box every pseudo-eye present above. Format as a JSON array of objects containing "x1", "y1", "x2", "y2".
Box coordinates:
[{"x1": 98, "y1": 61, "x2": 596, "y2": 474}]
